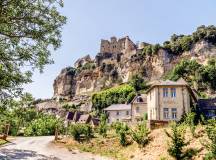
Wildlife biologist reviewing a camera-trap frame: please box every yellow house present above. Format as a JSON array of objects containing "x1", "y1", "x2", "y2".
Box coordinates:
[{"x1": 146, "y1": 78, "x2": 197, "y2": 121}]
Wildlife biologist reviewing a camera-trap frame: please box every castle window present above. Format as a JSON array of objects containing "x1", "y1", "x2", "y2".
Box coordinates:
[
  {"x1": 171, "y1": 108, "x2": 177, "y2": 119},
  {"x1": 163, "y1": 108, "x2": 169, "y2": 119},
  {"x1": 171, "y1": 88, "x2": 176, "y2": 97},
  {"x1": 163, "y1": 88, "x2": 168, "y2": 97}
]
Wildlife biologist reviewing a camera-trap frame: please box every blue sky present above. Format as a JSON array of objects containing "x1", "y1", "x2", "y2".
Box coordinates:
[{"x1": 23, "y1": 0, "x2": 216, "y2": 99}]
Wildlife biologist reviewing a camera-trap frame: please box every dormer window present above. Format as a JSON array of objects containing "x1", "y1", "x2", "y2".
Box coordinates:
[{"x1": 137, "y1": 97, "x2": 143, "y2": 102}]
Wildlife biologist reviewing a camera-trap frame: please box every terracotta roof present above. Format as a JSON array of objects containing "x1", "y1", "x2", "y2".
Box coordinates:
[{"x1": 104, "y1": 104, "x2": 131, "y2": 111}]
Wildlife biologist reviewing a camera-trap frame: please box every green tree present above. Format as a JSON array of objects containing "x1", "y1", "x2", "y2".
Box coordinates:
[
  {"x1": 0, "y1": 0, "x2": 66, "y2": 98},
  {"x1": 129, "y1": 74, "x2": 148, "y2": 91},
  {"x1": 184, "y1": 112, "x2": 197, "y2": 137},
  {"x1": 165, "y1": 122, "x2": 187, "y2": 160},
  {"x1": 131, "y1": 114, "x2": 150, "y2": 147},
  {"x1": 98, "y1": 114, "x2": 108, "y2": 137},
  {"x1": 114, "y1": 122, "x2": 130, "y2": 146}
]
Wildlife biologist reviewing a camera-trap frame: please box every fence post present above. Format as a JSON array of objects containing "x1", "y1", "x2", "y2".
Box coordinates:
[
  {"x1": 3, "y1": 124, "x2": 10, "y2": 140},
  {"x1": 55, "y1": 126, "x2": 58, "y2": 141}
]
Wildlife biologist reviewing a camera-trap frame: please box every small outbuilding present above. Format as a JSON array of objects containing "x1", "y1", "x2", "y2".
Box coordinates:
[
  {"x1": 198, "y1": 98, "x2": 216, "y2": 119},
  {"x1": 104, "y1": 104, "x2": 131, "y2": 124}
]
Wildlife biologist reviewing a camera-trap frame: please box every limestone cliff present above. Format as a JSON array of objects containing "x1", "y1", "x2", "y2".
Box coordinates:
[{"x1": 53, "y1": 36, "x2": 216, "y2": 101}]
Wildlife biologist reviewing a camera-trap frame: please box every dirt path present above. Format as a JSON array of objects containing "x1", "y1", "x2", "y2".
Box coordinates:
[{"x1": 0, "y1": 136, "x2": 110, "y2": 160}]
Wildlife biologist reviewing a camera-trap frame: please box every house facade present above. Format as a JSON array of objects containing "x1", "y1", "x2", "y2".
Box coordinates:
[
  {"x1": 104, "y1": 104, "x2": 131, "y2": 124},
  {"x1": 131, "y1": 94, "x2": 147, "y2": 123},
  {"x1": 146, "y1": 78, "x2": 197, "y2": 121}
]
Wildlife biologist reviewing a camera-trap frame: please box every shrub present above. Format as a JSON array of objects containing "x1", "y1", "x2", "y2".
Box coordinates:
[
  {"x1": 202, "y1": 120, "x2": 216, "y2": 160},
  {"x1": 184, "y1": 112, "x2": 196, "y2": 137},
  {"x1": 24, "y1": 115, "x2": 62, "y2": 136},
  {"x1": 131, "y1": 115, "x2": 150, "y2": 147},
  {"x1": 114, "y1": 122, "x2": 130, "y2": 146},
  {"x1": 98, "y1": 114, "x2": 108, "y2": 137},
  {"x1": 69, "y1": 124, "x2": 94, "y2": 142},
  {"x1": 165, "y1": 122, "x2": 187, "y2": 160}
]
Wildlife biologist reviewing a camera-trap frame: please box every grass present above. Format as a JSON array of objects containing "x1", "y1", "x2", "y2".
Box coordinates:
[
  {"x1": 0, "y1": 139, "x2": 7, "y2": 146},
  {"x1": 61, "y1": 130, "x2": 133, "y2": 160},
  {"x1": 57, "y1": 126, "x2": 208, "y2": 160}
]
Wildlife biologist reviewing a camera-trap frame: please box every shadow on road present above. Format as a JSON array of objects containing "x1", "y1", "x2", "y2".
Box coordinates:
[{"x1": 0, "y1": 148, "x2": 61, "y2": 160}]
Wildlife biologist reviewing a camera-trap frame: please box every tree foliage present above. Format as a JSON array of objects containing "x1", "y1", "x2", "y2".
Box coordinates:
[
  {"x1": 129, "y1": 74, "x2": 149, "y2": 91},
  {"x1": 92, "y1": 84, "x2": 136, "y2": 112},
  {"x1": 0, "y1": 0, "x2": 66, "y2": 98},
  {"x1": 69, "y1": 124, "x2": 94, "y2": 142},
  {"x1": 166, "y1": 59, "x2": 216, "y2": 92}
]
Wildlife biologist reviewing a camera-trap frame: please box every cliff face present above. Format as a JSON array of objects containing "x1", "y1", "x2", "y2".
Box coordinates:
[{"x1": 53, "y1": 36, "x2": 216, "y2": 101}]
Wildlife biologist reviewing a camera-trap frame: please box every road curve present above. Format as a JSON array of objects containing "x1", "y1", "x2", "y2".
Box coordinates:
[{"x1": 0, "y1": 136, "x2": 110, "y2": 160}]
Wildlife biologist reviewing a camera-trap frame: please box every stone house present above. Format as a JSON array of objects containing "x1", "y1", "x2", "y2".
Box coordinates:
[
  {"x1": 131, "y1": 94, "x2": 147, "y2": 123},
  {"x1": 198, "y1": 98, "x2": 216, "y2": 119},
  {"x1": 104, "y1": 104, "x2": 131, "y2": 124},
  {"x1": 146, "y1": 78, "x2": 197, "y2": 121}
]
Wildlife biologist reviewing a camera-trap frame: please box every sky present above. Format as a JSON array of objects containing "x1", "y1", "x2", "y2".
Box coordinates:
[{"x1": 23, "y1": 0, "x2": 216, "y2": 99}]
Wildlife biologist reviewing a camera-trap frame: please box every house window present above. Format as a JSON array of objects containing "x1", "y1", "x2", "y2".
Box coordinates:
[
  {"x1": 116, "y1": 111, "x2": 119, "y2": 116},
  {"x1": 163, "y1": 108, "x2": 169, "y2": 119},
  {"x1": 171, "y1": 88, "x2": 176, "y2": 97},
  {"x1": 126, "y1": 110, "x2": 129, "y2": 115},
  {"x1": 163, "y1": 88, "x2": 168, "y2": 97},
  {"x1": 136, "y1": 107, "x2": 140, "y2": 113},
  {"x1": 171, "y1": 108, "x2": 177, "y2": 119},
  {"x1": 137, "y1": 97, "x2": 143, "y2": 102}
]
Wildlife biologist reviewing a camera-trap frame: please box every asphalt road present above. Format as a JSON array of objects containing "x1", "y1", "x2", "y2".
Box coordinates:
[{"x1": 0, "y1": 136, "x2": 110, "y2": 160}]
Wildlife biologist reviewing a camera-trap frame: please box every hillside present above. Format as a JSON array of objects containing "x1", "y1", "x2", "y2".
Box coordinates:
[{"x1": 53, "y1": 25, "x2": 216, "y2": 105}]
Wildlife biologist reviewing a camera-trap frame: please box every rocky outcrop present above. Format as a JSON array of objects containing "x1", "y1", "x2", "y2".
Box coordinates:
[
  {"x1": 53, "y1": 67, "x2": 76, "y2": 100},
  {"x1": 53, "y1": 37, "x2": 216, "y2": 101}
]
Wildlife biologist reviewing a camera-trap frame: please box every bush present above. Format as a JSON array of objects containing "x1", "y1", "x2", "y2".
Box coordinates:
[
  {"x1": 24, "y1": 115, "x2": 62, "y2": 136},
  {"x1": 165, "y1": 122, "x2": 187, "y2": 160},
  {"x1": 184, "y1": 112, "x2": 197, "y2": 137},
  {"x1": 202, "y1": 120, "x2": 216, "y2": 160},
  {"x1": 131, "y1": 115, "x2": 150, "y2": 147},
  {"x1": 69, "y1": 124, "x2": 94, "y2": 142},
  {"x1": 98, "y1": 114, "x2": 108, "y2": 137},
  {"x1": 114, "y1": 122, "x2": 130, "y2": 146}
]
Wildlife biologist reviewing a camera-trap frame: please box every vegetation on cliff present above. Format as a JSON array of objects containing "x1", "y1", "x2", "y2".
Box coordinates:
[
  {"x1": 92, "y1": 84, "x2": 136, "y2": 112},
  {"x1": 165, "y1": 59, "x2": 216, "y2": 96},
  {"x1": 142, "y1": 25, "x2": 216, "y2": 56}
]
